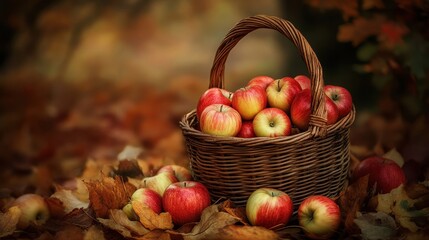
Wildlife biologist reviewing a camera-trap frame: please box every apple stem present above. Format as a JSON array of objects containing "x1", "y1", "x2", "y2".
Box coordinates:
[
  {"x1": 220, "y1": 105, "x2": 224, "y2": 112},
  {"x1": 277, "y1": 79, "x2": 281, "y2": 91},
  {"x1": 184, "y1": 182, "x2": 187, "y2": 187},
  {"x1": 272, "y1": 192, "x2": 274, "y2": 197}
]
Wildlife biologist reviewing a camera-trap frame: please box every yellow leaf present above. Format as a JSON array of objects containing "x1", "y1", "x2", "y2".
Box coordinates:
[
  {"x1": 0, "y1": 206, "x2": 21, "y2": 238},
  {"x1": 132, "y1": 201, "x2": 174, "y2": 230},
  {"x1": 216, "y1": 225, "x2": 279, "y2": 240}
]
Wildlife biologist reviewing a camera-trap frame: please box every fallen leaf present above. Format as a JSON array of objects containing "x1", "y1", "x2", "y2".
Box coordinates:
[
  {"x1": 51, "y1": 188, "x2": 89, "y2": 214},
  {"x1": 85, "y1": 176, "x2": 136, "y2": 218},
  {"x1": 109, "y1": 209, "x2": 149, "y2": 236},
  {"x1": 354, "y1": 212, "x2": 397, "y2": 240},
  {"x1": 98, "y1": 217, "x2": 133, "y2": 238},
  {"x1": 46, "y1": 197, "x2": 66, "y2": 218},
  {"x1": 63, "y1": 208, "x2": 96, "y2": 229},
  {"x1": 117, "y1": 145, "x2": 144, "y2": 161},
  {"x1": 0, "y1": 206, "x2": 21, "y2": 237},
  {"x1": 84, "y1": 225, "x2": 106, "y2": 240},
  {"x1": 216, "y1": 225, "x2": 279, "y2": 240},
  {"x1": 54, "y1": 224, "x2": 85, "y2": 240},
  {"x1": 132, "y1": 200, "x2": 174, "y2": 230},
  {"x1": 363, "y1": 0, "x2": 385, "y2": 9},
  {"x1": 218, "y1": 200, "x2": 248, "y2": 225},
  {"x1": 136, "y1": 229, "x2": 171, "y2": 240},
  {"x1": 338, "y1": 15, "x2": 385, "y2": 46}
]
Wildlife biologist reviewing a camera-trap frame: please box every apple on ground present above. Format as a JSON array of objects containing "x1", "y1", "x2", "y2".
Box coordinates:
[
  {"x1": 290, "y1": 89, "x2": 339, "y2": 131},
  {"x1": 157, "y1": 165, "x2": 193, "y2": 182},
  {"x1": 352, "y1": 156, "x2": 406, "y2": 193},
  {"x1": 253, "y1": 108, "x2": 292, "y2": 137},
  {"x1": 266, "y1": 77, "x2": 302, "y2": 113},
  {"x1": 199, "y1": 104, "x2": 242, "y2": 137},
  {"x1": 196, "y1": 88, "x2": 233, "y2": 120},
  {"x1": 324, "y1": 85, "x2": 353, "y2": 118},
  {"x1": 298, "y1": 195, "x2": 341, "y2": 239},
  {"x1": 163, "y1": 181, "x2": 211, "y2": 226},
  {"x1": 246, "y1": 188, "x2": 293, "y2": 229},
  {"x1": 9, "y1": 193, "x2": 50, "y2": 229},
  {"x1": 141, "y1": 172, "x2": 178, "y2": 196},
  {"x1": 294, "y1": 75, "x2": 311, "y2": 90},
  {"x1": 247, "y1": 76, "x2": 274, "y2": 90},
  {"x1": 232, "y1": 85, "x2": 267, "y2": 120},
  {"x1": 236, "y1": 121, "x2": 256, "y2": 138},
  {"x1": 123, "y1": 188, "x2": 163, "y2": 220}
]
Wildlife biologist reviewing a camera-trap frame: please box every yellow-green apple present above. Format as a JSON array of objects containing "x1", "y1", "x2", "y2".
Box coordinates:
[
  {"x1": 162, "y1": 181, "x2": 211, "y2": 226},
  {"x1": 200, "y1": 104, "x2": 242, "y2": 137},
  {"x1": 352, "y1": 156, "x2": 406, "y2": 193},
  {"x1": 294, "y1": 75, "x2": 311, "y2": 90},
  {"x1": 9, "y1": 193, "x2": 50, "y2": 229},
  {"x1": 246, "y1": 188, "x2": 293, "y2": 229},
  {"x1": 237, "y1": 121, "x2": 256, "y2": 138},
  {"x1": 324, "y1": 85, "x2": 353, "y2": 118},
  {"x1": 232, "y1": 85, "x2": 267, "y2": 120},
  {"x1": 196, "y1": 87, "x2": 233, "y2": 120},
  {"x1": 266, "y1": 77, "x2": 302, "y2": 113},
  {"x1": 247, "y1": 76, "x2": 274, "y2": 90},
  {"x1": 157, "y1": 165, "x2": 193, "y2": 182},
  {"x1": 290, "y1": 90, "x2": 339, "y2": 131},
  {"x1": 123, "y1": 188, "x2": 163, "y2": 220},
  {"x1": 298, "y1": 195, "x2": 341, "y2": 239},
  {"x1": 253, "y1": 108, "x2": 292, "y2": 137},
  {"x1": 141, "y1": 172, "x2": 178, "y2": 196}
]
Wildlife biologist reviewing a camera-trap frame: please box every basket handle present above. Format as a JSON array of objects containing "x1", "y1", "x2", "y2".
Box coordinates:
[{"x1": 209, "y1": 15, "x2": 327, "y2": 137}]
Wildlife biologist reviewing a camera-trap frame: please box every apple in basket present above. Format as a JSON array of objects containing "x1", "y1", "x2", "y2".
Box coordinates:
[
  {"x1": 247, "y1": 75, "x2": 274, "y2": 90},
  {"x1": 196, "y1": 87, "x2": 233, "y2": 120},
  {"x1": 163, "y1": 181, "x2": 211, "y2": 226},
  {"x1": 324, "y1": 85, "x2": 353, "y2": 118},
  {"x1": 294, "y1": 75, "x2": 311, "y2": 90},
  {"x1": 232, "y1": 85, "x2": 267, "y2": 120},
  {"x1": 298, "y1": 195, "x2": 341, "y2": 239},
  {"x1": 123, "y1": 188, "x2": 163, "y2": 220},
  {"x1": 246, "y1": 188, "x2": 293, "y2": 229},
  {"x1": 253, "y1": 108, "x2": 292, "y2": 137},
  {"x1": 266, "y1": 77, "x2": 302, "y2": 113},
  {"x1": 237, "y1": 121, "x2": 256, "y2": 138},
  {"x1": 352, "y1": 156, "x2": 406, "y2": 193},
  {"x1": 8, "y1": 193, "x2": 50, "y2": 229},
  {"x1": 157, "y1": 164, "x2": 193, "y2": 182},
  {"x1": 200, "y1": 104, "x2": 242, "y2": 137},
  {"x1": 290, "y1": 89, "x2": 339, "y2": 131}
]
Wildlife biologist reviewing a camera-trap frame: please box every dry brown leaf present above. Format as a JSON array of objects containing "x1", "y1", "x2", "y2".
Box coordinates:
[
  {"x1": 219, "y1": 200, "x2": 249, "y2": 225},
  {"x1": 46, "y1": 197, "x2": 66, "y2": 218},
  {"x1": 51, "y1": 188, "x2": 89, "y2": 214},
  {"x1": 135, "y1": 229, "x2": 171, "y2": 240},
  {"x1": 98, "y1": 217, "x2": 133, "y2": 238},
  {"x1": 0, "y1": 206, "x2": 21, "y2": 238},
  {"x1": 216, "y1": 225, "x2": 279, "y2": 240},
  {"x1": 85, "y1": 176, "x2": 136, "y2": 218},
  {"x1": 63, "y1": 208, "x2": 96, "y2": 229},
  {"x1": 132, "y1": 200, "x2": 174, "y2": 230},
  {"x1": 54, "y1": 224, "x2": 85, "y2": 240},
  {"x1": 109, "y1": 209, "x2": 150, "y2": 236},
  {"x1": 338, "y1": 15, "x2": 385, "y2": 46},
  {"x1": 84, "y1": 225, "x2": 106, "y2": 240},
  {"x1": 363, "y1": 0, "x2": 385, "y2": 9}
]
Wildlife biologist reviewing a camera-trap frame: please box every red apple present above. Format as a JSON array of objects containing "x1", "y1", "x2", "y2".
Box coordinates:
[
  {"x1": 253, "y1": 108, "x2": 292, "y2": 137},
  {"x1": 246, "y1": 188, "x2": 293, "y2": 229},
  {"x1": 237, "y1": 121, "x2": 256, "y2": 138},
  {"x1": 247, "y1": 76, "x2": 274, "y2": 90},
  {"x1": 290, "y1": 89, "x2": 339, "y2": 131},
  {"x1": 141, "y1": 172, "x2": 178, "y2": 196},
  {"x1": 298, "y1": 195, "x2": 341, "y2": 239},
  {"x1": 294, "y1": 75, "x2": 311, "y2": 90},
  {"x1": 157, "y1": 165, "x2": 193, "y2": 182},
  {"x1": 352, "y1": 156, "x2": 406, "y2": 193},
  {"x1": 199, "y1": 104, "x2": 242, "y2": 137},
  {"x1": 163, "y1": 181, "x2": 211, "y2": 226},
  {"x1": 123, "y1": 188, "x2": 163, "y2": 220},
  {"x1": 324, "y1": 85, "x2": 353, "y2": 118},
  {"x1": 266, "y1": 77, "x2": 302, "y2": 113},
  {"x1": 196, "y1": 88, "x2": 233, "y2": 120},
  {"x1": 9, "y1": 193, "x2": 50, "y2": 229},
  {"x1": 232, "y1": 85, "x2": 267, "y2": 120}
]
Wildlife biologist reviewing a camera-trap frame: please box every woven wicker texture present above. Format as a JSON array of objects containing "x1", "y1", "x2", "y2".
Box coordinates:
[{"x1": 180, "y1": 15, "x2": 356, "y2": 208}]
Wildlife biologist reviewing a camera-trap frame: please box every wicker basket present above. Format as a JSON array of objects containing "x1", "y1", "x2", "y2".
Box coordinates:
[{"x1": 179, "y1": 15, "x2": 355, "y2": 209}]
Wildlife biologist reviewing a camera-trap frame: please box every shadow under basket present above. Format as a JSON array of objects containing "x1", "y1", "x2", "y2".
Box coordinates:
[{"x1": 179, "y1": 15, "x2": 356, "y2": 209}]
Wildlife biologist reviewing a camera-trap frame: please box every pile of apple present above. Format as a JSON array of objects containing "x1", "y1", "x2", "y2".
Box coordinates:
[{"x1": 197, "y1": 75, "x2": 353, "y2": 137}]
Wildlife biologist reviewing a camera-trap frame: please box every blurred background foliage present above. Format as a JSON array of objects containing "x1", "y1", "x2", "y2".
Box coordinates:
[{"x1": 0, "y1": 0, "x2": 428, "y2": 196}]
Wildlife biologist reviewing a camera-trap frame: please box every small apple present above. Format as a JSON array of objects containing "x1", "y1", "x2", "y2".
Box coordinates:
[
  {"x1": 199, "y1": 104, "x2": 242, "y2": 137},
  {"x1": 253, "y1": 108, "x2": 292, "y2": 137},
  {"x1": 123, "y1": 188, "x2": 163, "y2": 220},
  {"x1": 196, "y1": 88, "x2": 233, "y2": 120},
  {"x1": 266, "y1": 77, "x2": 302, "y2": 113},
  {"x1": 246, "y1": 188, "x2": 293, "y2": 229},
  {"x1": 352, "y1": 156, "x2": 406, "y2": 193},
  {"x1": 236, "y1": 121, "x2": 256, "y2": 138},
  {"x1": 9, "y1": 193, "x2": 50, "y2": 229},
  {"x1": 298, "y1": 195, "x2": 341, "y2": 239},
  {"x1": 157, "y1": 165, "x2": 193, "y2": 182},
  {"x1": 141, "y1": 172, "x2": 178, "y2": 196},
  {"x1": 294, "y1": 75, "x2": 311, "y2": 90},
  {"x1": 290, "y1": 89, "x2": 339, "y2": 131},
  {"x1": 232, "y1": 85, "x2": 267, "y2": 120},
  {"x1": 247, "y1": 76, "x2": 274, "y2": 90},
  {"x1": 324, "y1": 85, "x2": 353, "y2": 118},
  {"x1": 163, "y1": 181, "x2": 211, "y2": 226}
]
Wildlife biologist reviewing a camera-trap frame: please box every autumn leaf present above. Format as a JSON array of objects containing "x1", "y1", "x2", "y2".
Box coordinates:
[
  {"x1": 218, "y1": 200, "x2": 248, "y2": 225},
  {"x1": 98, "y1": 209, "x2": 149, "y2": 237},
  {"x1": 84, "y1": 225, "x2": 106, "y2": 240},
  {"x1": 136, "y1": 229, "x2": 171, "y2": 240},
  {"x1": 51, "y1": 187, "x2": 89, "y2": 214},
  {"x1": 363, "y1": 0, "x2": 384, "y2": 9},
  {"x1": 86, "y1": 176, "x2": 136, "y2": 218},
  {"x1": 216, "y1": 225, "x2": 279, "y2": 240},
  {"x1": 132, "y1": 200, "x2": 174, "y2": 230},
  {"x1": 337, "y1": 15, "x2": 385, "y2": 46},
  {"x1": 305, "y1": 0, "x2": 359, "y2": 20},
  {"x1": 354, "y1": 212, "x2": 397, "y2": 240},
  {"x1": 0, "y1": 206, "x2": 21, "y2": 237},
  {"x1": 379, "y1": 21, "x2": 409, "y2": 47}
]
